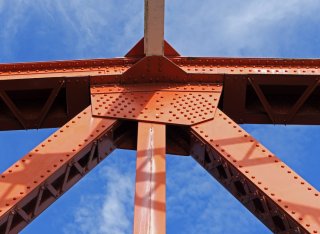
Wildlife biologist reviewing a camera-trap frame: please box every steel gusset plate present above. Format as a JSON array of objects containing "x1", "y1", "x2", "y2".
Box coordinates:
[{"x1": 91, "y1": 84, "x2": 222, "y2": 125}]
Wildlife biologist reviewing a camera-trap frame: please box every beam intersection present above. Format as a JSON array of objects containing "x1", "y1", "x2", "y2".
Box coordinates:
[{"x1": 0, "y1": 0, "x2": 319, "y2": 233}]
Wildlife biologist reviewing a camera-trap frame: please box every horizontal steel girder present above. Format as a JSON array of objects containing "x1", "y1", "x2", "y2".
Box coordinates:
[{"x1": 1, "y1": 55, "x2": 320, "y2": 129}]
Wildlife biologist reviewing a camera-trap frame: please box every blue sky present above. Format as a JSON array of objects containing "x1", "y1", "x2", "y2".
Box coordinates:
[{"x1": 0, "y1": 0, "x2": 320, "y2": 233}]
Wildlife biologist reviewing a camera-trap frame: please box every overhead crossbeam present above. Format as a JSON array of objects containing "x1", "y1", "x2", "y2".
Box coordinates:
[{"x1": 1, "y1": 57, "x2": 320, "y2": 130}]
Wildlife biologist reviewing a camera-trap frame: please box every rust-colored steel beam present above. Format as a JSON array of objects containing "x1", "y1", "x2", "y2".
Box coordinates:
[
  {"x1": 1, "y1": 56, "x2": 320, "y2": 130},
  {"x1": 0, "y1": 107, "x2": 118, "y2": 234},
  {"x1": 190, "y1": 109, "x2": 320, "y2": 233},
  {"x1": 4, "y1": 57, "x2": 320, "y2": 80},
  {"x1": 133, "y1": 122, "x2": 166, "y2": 234},
  {"x1": 0, "y1": 57, "x2": 137, "y2": 80}
]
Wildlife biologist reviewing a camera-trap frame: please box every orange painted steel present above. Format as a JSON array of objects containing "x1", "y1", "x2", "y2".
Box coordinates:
[
  {"x1": 0, "y1": 57, "x2": 136, "y2": 80},
  {"x1": 1, "y1": 55, "x2": 320, "y2": 128},
  {"x1": 172, "y1": 57, "x2": 320, "y2": 76},
  {"x1": 0, "y1": 107, "x2": 118, "y2": 233},
  {"x1": 0, "y1": 54, "x2": 320, "y2": 233},
  {"x1": 91, "y1": 83, "x2": 220, "y2": 93},
  {"x1": 133, "y1": 122, "x2": 166, "y2": 234},
  {"x1": 0, "y1": 2, "x2": 320, "y2": 232},
  {"x1": 91, "y1": 84, "x2": 221, "y2": 125},
  {"x1": 191, "y1": 109, "x2": 320, "y2": 233},
  {"x1": 3, "y1": 56, "x2": 320, "y2": 81}
]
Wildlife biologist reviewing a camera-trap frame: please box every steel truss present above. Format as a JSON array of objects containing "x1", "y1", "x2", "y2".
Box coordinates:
[{"x1": 0, "y1": 0, "x2": 319, "y2": 233}]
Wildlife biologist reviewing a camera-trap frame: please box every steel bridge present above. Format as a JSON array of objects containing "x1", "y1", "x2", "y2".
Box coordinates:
[{"x1": 0, "y1": 0, "x2": 319, "y2": 233}]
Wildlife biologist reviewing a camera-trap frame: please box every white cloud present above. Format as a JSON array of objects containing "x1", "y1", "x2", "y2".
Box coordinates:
[
  {"x1": 166, "y1": 0, "x2": 320, "y2": 57},
  {"x1": 0, "y1": 0, "x2": 143, "y2": 60},
  {"x1": 0, "y1": 1, "x2": 319, "y2": 233},
  {"x1": 166, "y1": 157, "x2": 267, "y2": 234},
  {"x1": 64, "y1": 152, "x2": 268, "y2": 234},
  {"x1": 64, "y1": 164, "x2": 135, "y2": 234},
  {"x1": 2, "y1": 0, "x2": 320, "y2": 61}
]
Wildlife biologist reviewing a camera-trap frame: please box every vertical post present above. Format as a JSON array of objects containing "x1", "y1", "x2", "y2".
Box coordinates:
[
  {"x1": 133, "y1": 122, "x2": 166, "y2": 234},
  {"x1": 144, "y1": 0, "x2": 165, "y2": 56}
]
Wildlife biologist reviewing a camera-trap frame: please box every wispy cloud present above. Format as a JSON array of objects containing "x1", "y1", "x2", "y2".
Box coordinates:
[
  {"x1": 2, "y1": 0, "x2": 320, "y2": 62},
  {"x1": 0, "y1": 0, "x2": 143, "y2": 61},
  {"x1": 166, "y1": 156, "x2": 268, "y2": 234},
  {"x1": 65, "y1": 153, "x2": 268, "y2": 234},
  {"x1": 0, "y1": 1, "x2": 319, "y2": 234},
  {"x1": 166, "y1": 0, "x2": 320, "y2": 57},
  {"x1": 64, "y1": 161, "x2": 135, "y2": 234}
]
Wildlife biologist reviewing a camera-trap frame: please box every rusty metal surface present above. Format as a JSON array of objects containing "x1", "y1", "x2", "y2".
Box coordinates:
[
  {"x1": 133, "y1": 122, "x2": 166, "y2": 234},
  {"x1": 91, "y1": 84, "x2": 221, "y2": 125},
  {"x1": 191, "y1": 109, "x2": 320, "y2": 233},
  {"x1": 0, "y1": 107, "x2": 118, "y2": 233}
]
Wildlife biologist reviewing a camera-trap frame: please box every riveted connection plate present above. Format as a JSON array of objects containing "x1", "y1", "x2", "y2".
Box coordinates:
[{"x1": 91, "y1": 84, "x2": 222, "y2": 125}]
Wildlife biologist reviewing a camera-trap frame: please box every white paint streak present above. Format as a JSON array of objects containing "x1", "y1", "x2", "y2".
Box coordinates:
[
  {"x1": 149, "y1": 127, "x2": 156, "y2": 234},
  {"x1": 137, "y1": 127, "x2": 155, "y2": 234}
]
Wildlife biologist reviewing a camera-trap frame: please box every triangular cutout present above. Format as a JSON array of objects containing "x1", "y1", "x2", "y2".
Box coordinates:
[
  {"x1": 299, "y1": 85, "x2": 320, "y2": 114},
  {"x1": 6, "y1": 89, "x2": 51, "y2": 119},
  {"x1": 42, "y1": 86, "x2": 67, "y2": 126},
  {"x1": 247, "y1": 78, "x2": 319, "y2": 123},
  {"x1": 259, "y1": 85, "x2": 306, "y2": 114},
  {"x1": 0, "y1": 95, "x2": 22, "y2": 129}
]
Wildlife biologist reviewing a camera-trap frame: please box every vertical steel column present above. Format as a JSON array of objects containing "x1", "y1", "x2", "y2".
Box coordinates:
[
  {"x1": 133, "y1": 122, "x2": 166, "y2": 234},
  {"x1": 144, "y1": 0, "x2": 165, "y2": 56}
]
